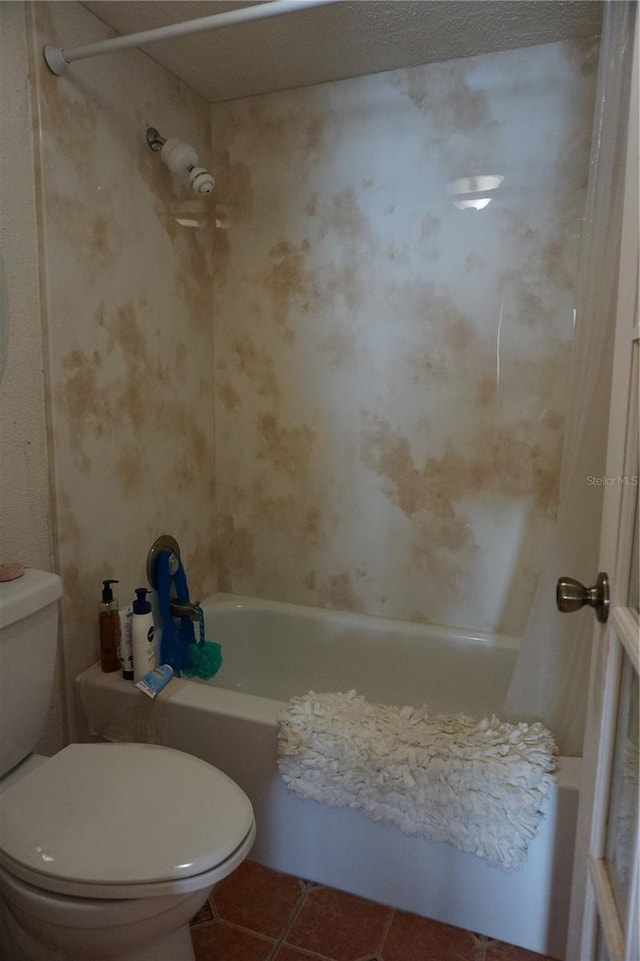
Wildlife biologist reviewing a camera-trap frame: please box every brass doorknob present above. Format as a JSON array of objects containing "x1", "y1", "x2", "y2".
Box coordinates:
[{"x1": 556, "y1": 572, "x2": 610, "y2": 623}]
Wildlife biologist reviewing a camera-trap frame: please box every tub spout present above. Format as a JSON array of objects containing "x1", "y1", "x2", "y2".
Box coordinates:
[{"x1": 170, "y1": 599, "x2": 201, "y2": 621}]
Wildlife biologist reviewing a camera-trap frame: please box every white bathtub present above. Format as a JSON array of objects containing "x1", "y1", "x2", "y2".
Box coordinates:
[{"x1": 76, "y1": 593, "x2": 580, "y2": 959}]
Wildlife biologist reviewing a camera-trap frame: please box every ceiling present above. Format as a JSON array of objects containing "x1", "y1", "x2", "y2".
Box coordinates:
[{"x1": 79, "y1": 1, "x2": 603, "y2": 103}]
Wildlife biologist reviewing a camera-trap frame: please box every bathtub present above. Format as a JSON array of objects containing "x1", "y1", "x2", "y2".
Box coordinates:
[{"x1": 76, "y1": 593, "x2": 580, "y2": 960}]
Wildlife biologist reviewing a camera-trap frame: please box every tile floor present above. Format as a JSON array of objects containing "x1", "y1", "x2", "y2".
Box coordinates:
[{"x1": 190, "y1": 860, "x2": 554, "y2": 961}]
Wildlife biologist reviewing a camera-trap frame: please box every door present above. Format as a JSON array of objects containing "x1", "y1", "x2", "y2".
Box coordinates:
[{"x1": 565, "y1": 12, "x2": 639, "y2": 961}]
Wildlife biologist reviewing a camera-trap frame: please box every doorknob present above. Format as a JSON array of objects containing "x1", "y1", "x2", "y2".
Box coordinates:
[{"x1": 556, "y1": 572, "x2": 610, "y2": 623}]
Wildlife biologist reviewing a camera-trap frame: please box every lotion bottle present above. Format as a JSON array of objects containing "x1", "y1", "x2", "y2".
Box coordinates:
[
  {"x1": 99, "y1": 579, "x2": 121, "y2": 673},
  {"x1": 132, "y1": 588, "x2": 155, "y2": 683}
]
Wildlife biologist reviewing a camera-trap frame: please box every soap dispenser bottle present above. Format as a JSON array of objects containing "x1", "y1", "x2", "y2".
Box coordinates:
[
  {"x1": 132, "y1": 588, "x2": 156, "y2": 683},
  {"x1": 99, "y1": 579, "x2": 121, "y2": 673}
]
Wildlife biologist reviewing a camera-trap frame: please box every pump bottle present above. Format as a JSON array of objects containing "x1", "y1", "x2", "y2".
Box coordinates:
[
  {"x1": 99, "y1": 579, "x2": 121, "y2": 673},
  {"x1": 132, "y1": 587, "x2": 156, "y2": 683}
]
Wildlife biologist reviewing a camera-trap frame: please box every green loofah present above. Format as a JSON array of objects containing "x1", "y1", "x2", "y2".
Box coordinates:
[{"x1": 183, "y1": 641, "x2": 223, "y2": 680}]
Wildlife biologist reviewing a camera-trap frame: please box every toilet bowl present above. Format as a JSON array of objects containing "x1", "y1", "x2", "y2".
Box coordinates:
[
  {"x1": 0, "y1": 571, "x2": 256, "y2": 961},
  {"x1": 0, "y1": 868, "x2": 211, "y2": 961},
  {"x1": 0, "y1": 742, "x2": 256, "y2": 961}
]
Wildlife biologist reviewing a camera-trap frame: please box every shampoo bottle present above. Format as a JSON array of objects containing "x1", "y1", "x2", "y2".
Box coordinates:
[
  {"x1": 132, "y1": 588, "x2": 155, "y2": 683},
  {"x1": 99, "y1": 579, "x2": 121, "y2": 673}
]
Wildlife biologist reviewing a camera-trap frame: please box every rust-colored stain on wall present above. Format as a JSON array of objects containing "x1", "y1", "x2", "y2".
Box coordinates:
[
  {"x1": 361, "y1": 415, "x2": 561, "y2": 518},
  {"x1": 249, "y1": 487, "x2": 328, "y2": 550},
  {"x1": 256, "y1": 414, "x2": 315, "y2": 477},
  {"x1": 223, "y1": 336, "x2": 281, "y2": 402},
  {"x1": 315, "y1": 572, "x2": 364, "y2": 613},
  {"x1": 214, "y1": 150, "x2": 254, "y2": 221},
  {"x1": 57, "y1": 296, "x2": 216, "y2": 503},
  {"x1": 90, "y1": 217, "x2": 110, "y2": 260},
  {"x1": 323, "y1": 188, "x2": 373, "y2": 243},
  {"x1": 391, "y1": 63, "x2": 498, "y2": 137},
  {"x1": 260, "y1": 239, "x2": 317, "y2": 343}
]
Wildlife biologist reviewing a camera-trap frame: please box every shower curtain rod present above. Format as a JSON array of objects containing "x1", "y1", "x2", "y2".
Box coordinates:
[{"x1": 44, "y1": 0, "x2": 342, "y2": 76}]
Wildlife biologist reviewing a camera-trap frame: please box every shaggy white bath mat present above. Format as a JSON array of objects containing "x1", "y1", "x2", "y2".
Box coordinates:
[{"x1": 277, "y1": 690, "x2": 557, "y2": 871}]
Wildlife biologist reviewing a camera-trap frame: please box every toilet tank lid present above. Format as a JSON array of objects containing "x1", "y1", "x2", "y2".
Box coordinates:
[{"x1": 0, "y1": 569, "x2": 62, "y2": 629}]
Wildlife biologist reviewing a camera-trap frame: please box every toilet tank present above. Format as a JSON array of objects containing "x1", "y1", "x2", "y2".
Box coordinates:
[{"x1": 0, "y1": 569, "x2": 62, "y2": 777}]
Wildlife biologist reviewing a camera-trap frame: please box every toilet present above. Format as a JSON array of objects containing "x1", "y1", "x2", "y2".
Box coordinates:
[{"x1": 0, "y1": 570, "x2": 256, "y2": 961}]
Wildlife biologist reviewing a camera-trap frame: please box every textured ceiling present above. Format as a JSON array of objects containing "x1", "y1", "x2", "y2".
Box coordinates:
[{"x1": 78, "y1": 1, "x2": 603, "y2": 103}]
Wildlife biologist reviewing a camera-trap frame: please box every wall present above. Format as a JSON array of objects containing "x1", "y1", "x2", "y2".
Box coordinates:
[
  {"x1": 0, "y1": 2, "x2": 61, "y2": 752},
  {"x1": 0, "y1": 4, "x2": 53, "y2": 577},
  {"x1": 30, "y1": 0, "x2": 217, "y2": 732},
  {"x1": 15, "y1": 1, "x2": 598, "y2": 749},
  {"x1": 210, "y1": 37, "x2": 598, "y2": 635}
]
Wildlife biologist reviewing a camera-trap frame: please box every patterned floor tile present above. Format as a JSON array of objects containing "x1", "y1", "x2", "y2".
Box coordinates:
[
  {"x1": 191, "y1": 860, "x2": 547, "y2": 961},
  {"x1": 272, "y1": 944, "x2": 335, "y2": 961},
  {"x1": 191, "y1": 920, "x2": 275, "y2": 961},
  {"x1": 285, "y1": 886, "x2": 392, "y2": 961},
  {"x1": 484, "y1": 941, "x2": 552, "y2": 961},
  {"x1": 211, "y1": 860, "x2": 306, "y2": 940},
  {"x1": 380, "y1": 910, "x2": 479, "y2": 961}
]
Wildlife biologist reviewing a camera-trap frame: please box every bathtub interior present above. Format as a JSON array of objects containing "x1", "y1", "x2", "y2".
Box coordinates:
[{"x1": 200, "y1": 594, "x2": 519, "y2": 718}]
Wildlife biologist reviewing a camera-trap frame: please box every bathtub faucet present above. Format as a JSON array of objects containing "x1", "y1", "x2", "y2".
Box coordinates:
[{"x1": 170, "y1": 599, "x2": 201, "y2": 621}]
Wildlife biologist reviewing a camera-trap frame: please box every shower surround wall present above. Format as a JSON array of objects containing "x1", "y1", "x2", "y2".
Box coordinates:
[
  {"x1": 30, "y1": 1, "x2": 217, "y2": 727},
  {"x1": 28, "y1": 0, "x2": 597, "y2": 745},
  {"x1": 210, "y1": 38, "x2": 598, "y2": 635},
  {"x1": 0, "y1": 3, "x2": 60, "y2": 753}
]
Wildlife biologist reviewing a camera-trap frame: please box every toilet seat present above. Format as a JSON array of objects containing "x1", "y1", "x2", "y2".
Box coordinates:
[{"x1": 0, "y1": 743, "x2": 255, "y2": 899}]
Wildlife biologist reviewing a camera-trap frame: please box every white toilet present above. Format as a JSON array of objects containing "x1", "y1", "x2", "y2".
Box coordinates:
[{"x1": 0, "y1": 570, "x2": 256, "y2": 961}]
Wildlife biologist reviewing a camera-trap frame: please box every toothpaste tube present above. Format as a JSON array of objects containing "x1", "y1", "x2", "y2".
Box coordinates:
[
  {"x1": 135, "y1": 664, "x2": 174, "y2": 699},
  {"x1": 119, "y1": 606, "x2": 134, "y2": 680}
]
